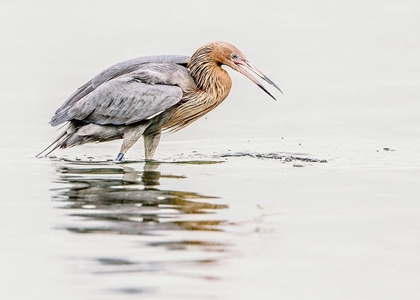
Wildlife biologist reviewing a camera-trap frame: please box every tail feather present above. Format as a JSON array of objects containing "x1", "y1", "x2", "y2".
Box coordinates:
[
  {"x1": 36, "y1": 122, "x2": 78, "y2": 158},
  {"x1": 36, "y1": 131, "x2": 68, "y2": 158},
  {"x1": 36, "y1": 121, "x2": 126, "y2": 158}
]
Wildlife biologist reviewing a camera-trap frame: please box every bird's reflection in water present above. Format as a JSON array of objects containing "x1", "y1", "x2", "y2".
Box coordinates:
[
  {"x1": 51, "y1": 160, "x2": 232, "y2": 294},
  {"x1": 53, "y1": 161, "x2": 229, "y2": 235}
]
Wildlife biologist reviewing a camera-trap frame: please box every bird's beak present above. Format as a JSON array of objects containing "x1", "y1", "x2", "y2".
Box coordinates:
[{"x1": 234, "y1": 59, "x2": 283, "y2": 100}]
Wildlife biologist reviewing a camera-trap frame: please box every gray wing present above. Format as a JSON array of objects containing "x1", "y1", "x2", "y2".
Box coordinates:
[
  {"x1": 64, "y1": 76, "x2": 183, "y2": 125},
  {"x1": 50, "y1": 55, "x2": 190, "y2": 126}
]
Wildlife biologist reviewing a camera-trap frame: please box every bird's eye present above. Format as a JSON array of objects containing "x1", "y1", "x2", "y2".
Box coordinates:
[{"x1": 231, "y1": 53, "x2": 238, "y2": 60}]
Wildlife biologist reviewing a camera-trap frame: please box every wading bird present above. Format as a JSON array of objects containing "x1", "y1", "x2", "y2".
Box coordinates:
[{"x1": 37, "y1": 41, "x2": 282, "y2": 161}]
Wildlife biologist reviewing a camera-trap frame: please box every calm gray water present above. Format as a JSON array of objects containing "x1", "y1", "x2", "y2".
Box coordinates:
[{"x1": 1, "y1": 1, "x2": 420, "y2": 299}]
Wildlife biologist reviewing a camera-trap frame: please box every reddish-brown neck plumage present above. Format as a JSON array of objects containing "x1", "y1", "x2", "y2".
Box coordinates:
[
  {"x1": 165, "y1": 42, "x2": 236, "y2": 131},
  {"x1": 188, "y1": 42, "x2": 233, "y2": 97}
]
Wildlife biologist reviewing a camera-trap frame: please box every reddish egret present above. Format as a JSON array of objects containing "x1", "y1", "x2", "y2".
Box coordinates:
[{"x1": 38, "y1": 41, "x2": 282, "y2": 161}]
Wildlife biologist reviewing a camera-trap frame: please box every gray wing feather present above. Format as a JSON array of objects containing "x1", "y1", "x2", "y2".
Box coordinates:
[
  {"x1": 64, "y1": 77, "x2": 183, "y2": 125},
  {"x1": 51, "y1": 55, "x2": 190, "y2": 126},
  {"x1": 91, "y1": 55, "x2": 190, "y2": 89}
]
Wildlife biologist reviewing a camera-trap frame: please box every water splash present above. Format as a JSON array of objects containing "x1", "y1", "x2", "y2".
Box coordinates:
[{"x1": 215, "y1": 151, "x2": 328, "y2": 163}]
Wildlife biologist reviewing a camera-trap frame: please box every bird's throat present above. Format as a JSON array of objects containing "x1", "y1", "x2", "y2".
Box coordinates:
[
  {"x1": 164, "y1": 45, "x2": 233, "y2": 132},
  {"x1": 164, "y1": 63, "x2": 232, "y2": 132}
]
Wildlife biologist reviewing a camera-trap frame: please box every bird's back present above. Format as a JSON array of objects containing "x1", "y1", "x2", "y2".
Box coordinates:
[{"x1": 50, "y1": 55, "x2": 190, "y2": 126}]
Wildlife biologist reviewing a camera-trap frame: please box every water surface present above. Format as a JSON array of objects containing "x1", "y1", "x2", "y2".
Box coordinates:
[{"x1": 1, "y1": 1, "x2": 420, "y2": 299}]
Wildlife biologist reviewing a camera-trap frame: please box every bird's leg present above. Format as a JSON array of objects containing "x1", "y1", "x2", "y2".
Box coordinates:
[
  {"x1": 116, "y1": 123, "x2": 148, "y2": 161},
  {"x1": 115, "y1": 152, "x2": 125, "y2": 161},
  {"x1": 144, "y1": 132, "x2": 161, "y2": 160}
]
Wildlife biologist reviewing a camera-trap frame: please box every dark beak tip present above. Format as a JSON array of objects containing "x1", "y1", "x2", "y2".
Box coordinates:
[{"x1": 238, "y1": 61, "x2": 283, "y2": 99}]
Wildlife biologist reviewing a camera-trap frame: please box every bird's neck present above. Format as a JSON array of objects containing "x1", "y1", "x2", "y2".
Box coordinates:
[
  {"x1": 188, "y1": 51, "x2": 232, "y2": 101},
  {"x1": 163, "y1": 48, "x2": 233, "y2": 132}
]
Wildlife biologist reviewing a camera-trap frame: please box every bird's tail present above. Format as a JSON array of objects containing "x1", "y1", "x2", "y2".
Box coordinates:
[
  {"x1": 35, "y1": 123, "x2": 77, "y2": 158},
  {"x1": 36, "y1": 121, "x2": 126, "y2": 158},
  {"x1": 35, "y1": 131, "x2": 71, "y2": 158}
]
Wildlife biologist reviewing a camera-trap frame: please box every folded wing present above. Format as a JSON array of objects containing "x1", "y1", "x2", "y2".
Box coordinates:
[
  {"x1": 64, "y1": 77, "x2": 183, "y2": 125},
  {"x1": 50, "y1": 55, "x2": 193, "y2": 126}
]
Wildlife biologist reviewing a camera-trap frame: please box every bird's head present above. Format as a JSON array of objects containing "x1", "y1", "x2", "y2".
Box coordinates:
[{"x1": 210, "y1": 41, "x2": 283, "y2": 100}]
